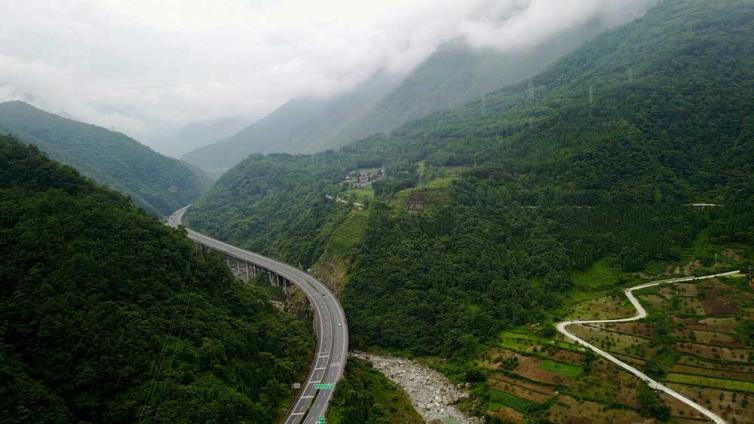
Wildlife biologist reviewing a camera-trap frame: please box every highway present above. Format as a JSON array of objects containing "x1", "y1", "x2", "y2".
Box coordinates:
[
  {"x1": 556, "y1": 270, "x2": 740, "y2": 424},
  {"x1": 168, "y1": 206, "x2": 348, "y2": 424}
]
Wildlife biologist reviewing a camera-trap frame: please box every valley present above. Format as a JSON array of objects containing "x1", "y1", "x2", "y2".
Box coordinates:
[
  {"x1": 2, "y1": 0, "x2": 754, "y2": 423},
  {"x1": 181, "y1": 1, "x2": 754, "y2": 422}
]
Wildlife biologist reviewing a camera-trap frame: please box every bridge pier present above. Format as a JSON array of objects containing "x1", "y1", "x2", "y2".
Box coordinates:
[
  {"x1": 167, "y1": 205, "x2": 347, "y2": 424},
  {"x1": 193, "y1": 243, "x2": 296, "y2": 292}
]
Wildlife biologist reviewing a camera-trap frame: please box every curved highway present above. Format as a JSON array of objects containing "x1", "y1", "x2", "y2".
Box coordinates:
[
  {"x1": 168, "y1": 206, "x2": 348, "y2": 424},
  {"x1": 556, "y1": 270, "x2": 740, "y2": 424}
]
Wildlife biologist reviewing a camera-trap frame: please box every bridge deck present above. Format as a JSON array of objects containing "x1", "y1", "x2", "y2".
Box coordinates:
[{"x1": 168, "y1": 206, "x2": 348, "y2": 424}]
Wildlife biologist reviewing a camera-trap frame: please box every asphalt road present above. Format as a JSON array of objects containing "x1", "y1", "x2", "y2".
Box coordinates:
[
  {"x1": 556, "y1": 270, "x2": 740, "y2": 424},
  {"x1": 168, "y1": 206, "x2": 348, "y2": 424}
]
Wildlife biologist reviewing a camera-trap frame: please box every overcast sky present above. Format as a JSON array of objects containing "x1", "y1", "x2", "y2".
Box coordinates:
[{"x1": 0, "y1": 0, "x2": 655, "y2": 147}]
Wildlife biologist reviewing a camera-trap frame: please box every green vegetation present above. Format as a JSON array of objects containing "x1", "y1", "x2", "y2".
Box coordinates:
[
  {"x1": 486, "y1": 389, "x2": 537, "y2": 413},
  {"x1": 665, "y1": 374, "x2": 754, "y2": 393},
  {"x1": 637, "y1": 385, "x2": 670, "y2": 421},
  {"x1": 0, "y1": 136, "x2": 313, "y2": 423},
  {"x1": 499, "y1": 330, "x2": 583, "y2": 353},
  {"x1": 571, "y1": 258, "x2": 625, "y2": 292},
  {"x1": 182, "y1": 22, "x2": 609, "y2": 173},
  {"x1": 538, "y1": 360, "x2": 583, "y2": 378},
  {"x1": 327, "y1": 358, "x2": 423, "y2": 424},
  {"x1": 737, "y1": 320, "x2": 754, "y2": 346},
  {"x1": 345, "y1": 188, "x2": 375, "y2": 202},
  {"x1": 186, "y1": 153, "x2": 352, "y2": 267},
  {"x1": 324, "y1": 211, "x2": 369, "y2": 260},
  {"x1": 188, "y1": 0, "x2": 754, "y2": 363},
  {"x1": 0, "y1": 101, "x2": 209, "y2": 216}
]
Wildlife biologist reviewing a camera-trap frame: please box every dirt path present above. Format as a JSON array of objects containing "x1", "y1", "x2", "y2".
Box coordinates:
[{"x1": 556, "y1": 270, "x2": 740, "y2": 424}]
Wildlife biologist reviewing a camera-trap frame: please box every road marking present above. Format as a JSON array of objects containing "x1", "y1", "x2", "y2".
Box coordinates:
[{"x1": 169, "y1": 206, "x2": 347, "y2": 424}]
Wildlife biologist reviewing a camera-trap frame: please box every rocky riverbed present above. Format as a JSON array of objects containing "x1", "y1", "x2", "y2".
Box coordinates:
[{"x1": 351, "y1": 352, "x2": 482, "y2": 424}]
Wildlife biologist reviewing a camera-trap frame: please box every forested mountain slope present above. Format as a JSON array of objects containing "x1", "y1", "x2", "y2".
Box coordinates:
[
  {"x1": 183, "y1": 19, "x2": 615, "y2": 175},
  {"x1": 0, "y1": 135, "x2": 313, "y2": 423},
  {"x1": 353, "y1": 19, "x2": 614, "y2": 144},
  {"x1": 186, "y1": 0, "x2": 754, "y2": 359},
  {"x1": 0, "y1": 101, "x2": 209, "y2": 216}
]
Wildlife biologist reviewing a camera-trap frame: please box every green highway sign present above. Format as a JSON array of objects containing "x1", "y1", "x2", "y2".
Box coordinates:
[
  {"x1": 314, "y1": 383, "x2": 335, "y2": 390},
  {"x1": 316, "y1": 416, "x2": 326, "y2": 424}
]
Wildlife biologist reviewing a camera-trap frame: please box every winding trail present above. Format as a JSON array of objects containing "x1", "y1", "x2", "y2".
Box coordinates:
[{"x1": 556, "y1": 270, "x2": 740, "y2": 424}]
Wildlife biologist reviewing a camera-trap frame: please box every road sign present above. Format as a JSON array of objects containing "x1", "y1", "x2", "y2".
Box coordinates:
[
  {"x1": 316, "y1": 416, "x2": 326, "y2": 424},
  {"x1": 314, "y1": 383, "x2": 335, "y2": 390}
]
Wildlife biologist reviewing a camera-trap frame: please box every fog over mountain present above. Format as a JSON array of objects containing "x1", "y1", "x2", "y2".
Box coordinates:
[
  {"x1": 182, "y1": 18, "x2": 614, "y2": 174},
  {"x1": 155, "y1": 116, "x2": 252, "y2": 157},
  {"x1": 0, "y1": 0, "x2": 655, "y2": 152}
]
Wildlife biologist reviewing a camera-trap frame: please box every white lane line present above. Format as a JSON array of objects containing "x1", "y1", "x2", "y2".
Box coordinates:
[
  {"x1": 556, "y1": 271, "x2": 738, "y2": 424},
  {"x1": 171, "y1": 207, "x2": 346, "y2": 423}
]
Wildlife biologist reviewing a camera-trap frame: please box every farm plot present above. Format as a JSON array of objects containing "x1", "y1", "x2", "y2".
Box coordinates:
[{"x1": 668, "y1": 383, "x2": 754, "y2": 424}]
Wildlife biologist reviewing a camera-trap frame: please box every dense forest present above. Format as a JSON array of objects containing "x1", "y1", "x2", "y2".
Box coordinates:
[
  {"x1": 187, "y1": 0, "x2": 754, "y2": 358},
  {"x1": 0, "y1": 101, "x2": 209, "y2": 216},
  {"x1": 0, "y1": 135, "x2": 313, "y2": 423}
]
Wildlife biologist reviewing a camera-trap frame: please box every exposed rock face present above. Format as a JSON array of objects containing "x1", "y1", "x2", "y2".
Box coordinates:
[{"x1": 352, "y1": 352, "x2": 482, "y2": 424}]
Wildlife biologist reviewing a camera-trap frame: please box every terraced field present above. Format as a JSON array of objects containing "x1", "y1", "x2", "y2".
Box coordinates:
[{"x1": 477, "y1": 257, "x2": 754, "y2": 423}]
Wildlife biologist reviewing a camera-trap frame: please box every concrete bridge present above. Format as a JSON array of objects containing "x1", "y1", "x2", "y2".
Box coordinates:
[
  {"x1": 168, "y1": 206, "x2": 348, "y2": 424},
  {"x1": 218, "y1": 252, "x2": 294, "y2": 290}
]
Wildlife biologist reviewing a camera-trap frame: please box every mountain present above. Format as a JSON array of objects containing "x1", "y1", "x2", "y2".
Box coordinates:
[
  {"x1": 352, "y1": 19, "x2": 614, "y2": 142},
  {"x1": 153, "y1": 116, "x2": 250, "y2": 158},
  {"x1": 0, "y1": 101, "x2": 210, "y2": 216},
  {"x1": 182, "y1": 19, "x2": 618, "y2": 175},
  {"x1": 185, "y1": 2, "x2": 754, "y2": 420},
  {"x1": 0, "y1": 134, "x2": 313, "y2": 423},
  {"x1": 186, "y1": 0, "x2": 754, "y2": 359},
  {"x1": 182, "y1": 72, "x2": 401, "y2": 174}
]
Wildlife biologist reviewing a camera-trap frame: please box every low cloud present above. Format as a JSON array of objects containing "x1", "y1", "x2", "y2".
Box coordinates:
[{"x1": 0, "y1": 0, "x2": 656, "y2": 146}]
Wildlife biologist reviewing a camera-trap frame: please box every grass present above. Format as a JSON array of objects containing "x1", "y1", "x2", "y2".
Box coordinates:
[
  {"x1": 391, "y1": 189, "x2": 412, "y2": 212},
  {"x1": 343, "y1": 187, "x2": 375, "y2": 202},
  {"x1": 539, "y1": 360, "x2": 583, "y2": 378},
  {"x1": 487, "y1": 389, "x2": 538, "y2": 412},
  {"x1": 326, "y1": 211, "x2": 368, "y2": 258},
  {"x1": 665, "y1": 373, "x2": 754, "y2": 393},
  {"x1": 498, "y1": 329, "x2": 584, "y2": 353},
  {"x1": 571, "y1": 258, "x2": 625, "y2": 292}
]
